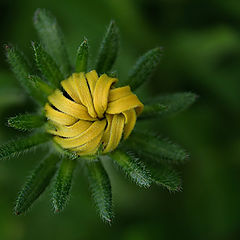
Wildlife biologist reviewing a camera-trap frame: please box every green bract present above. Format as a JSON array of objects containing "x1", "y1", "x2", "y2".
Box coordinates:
[{"x1": 1, "y1": 8, "x2": 196, "y2": 223}]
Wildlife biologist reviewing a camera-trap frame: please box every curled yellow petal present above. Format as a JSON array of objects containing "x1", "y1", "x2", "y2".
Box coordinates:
[
  {"x1": 122, "y1": 109, "x2": 136, "y2": 139},
  {"x1": 103, "y1": 114, "x2": 125, "y2": 153},
  {"x1": 106, "y1": 94, "x2": 143, "y2": 115},
  {"x1": 45, "y1": 103, "x2": 77, "y2": 125},
  {"x1": 45, "y1": 70, "x2": 144, "y2": 156},
  {"x1": 85, "y1": 70, "x2": 98, "y2": 95},
  {"x1": 108, "y1": 86, "x2": 131, "y2": 102},
  {"x1": 48, "y1": 90, "x2": 95, "y2": 121},
  {"x1": 49, "y1": 120, "x2": 92, "y2": 138},
  {"x1": 53, "y1": 119, "x2": 106, "y2": 149},
  {"x1": 93, "y1": 74, "x2": 117, "y2": 119},
  {"x1": 61, "y1": 77, "x2": 81, "y2": 103},
  {"x1": 73, "y1": 73, "x2": 97, "y2": 118}
]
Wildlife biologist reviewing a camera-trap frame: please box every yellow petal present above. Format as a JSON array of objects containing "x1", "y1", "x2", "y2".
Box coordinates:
[
  {"x1": 93, "y1": 74, "x2": 117, "y2": 119},
  {"x1": 73, "y1": 73, "x2": 97, "y2": 118},
  {"x1": 54, "y1": 119, "x2": 106, "y2": 149},
  {"x1": 106, "y1": 94, "x2": 144, "y2": 115},
  {"x1": 122, "y1": 109, "x2": 136, "y2": 139},
  {"x1": 48, "y1": 89, "x2": 95, "y2": 121},
  {"x1": 74, "y1": 131, "x2": 103, "y2": 155},
  {"x1": 108, "y1": 86, "x2": 131, "y2": 102},
  {"x1": 49, "y1": 120, "x2": 92, "y2": 138},
  {"x1": 61, "y1": 76, "x2": 81, "y2": 103},
  {"x1": 45, "y1": 103, "x2": 77, "y2": 125},
  {"x1": 85, "y1": 70, "x2": 98, "y2": 95},
  {"x1": 103, "y1": 114, "x2": 125, "y2": 153},
  {"x1": 102, "y1": 114, "x2": 113, "y2": 147}
]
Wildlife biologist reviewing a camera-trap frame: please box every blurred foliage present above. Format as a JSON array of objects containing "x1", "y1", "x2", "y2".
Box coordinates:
[{"x1": 0, "y1": 0, "x2": 240, "y2": 240}]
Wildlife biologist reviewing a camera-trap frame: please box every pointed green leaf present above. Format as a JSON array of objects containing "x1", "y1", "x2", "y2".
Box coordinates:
[
  {"x1": 5, "y1": 45, "x2": 43, "y2": 104},
  {"x1": 75, "y1": 39, "x2": 88, "y2": 73},
  {"x1": 109, "y1": 150, "x2": 152, "y2": 188},
  {"x1": 145, "y1": 161, "x2": 182, "y2": 192},
  {"x1": 0, "y1": 132, "x2": 51, "y2": 160},
  {"x1": 96, "y1": 20, "x2": 119, "y2": 74},
  {"x1": 126, "y1": 47, "x2": 162, "y2": 90},
  {"x1": 14, "y1": 153, "x2": 59, "y2": 215},
  {"x1": 32, "y1": 42, "x2": 64, "y2": 88},
  {"x1": 8, "y1": 114, "x2": 45, "y2": 131},
  {"x1": 86, "y1": 160, "x2": 113, "y2": 223},
  {"x1": 123, "y1": 131, "x2": 188, "y2": 164},
  {"x1": 145, "y1": 92, "x2": 197, "y2": 118},
  {"x1": 52, "y1": 157, "x2": 76, "y2": 213},
  {"x1": 33, "y1": 8, "x2": 71, "y2": 76},
  {"x1": 139, "y1": 103, "x2": 166, "y2": 120}
]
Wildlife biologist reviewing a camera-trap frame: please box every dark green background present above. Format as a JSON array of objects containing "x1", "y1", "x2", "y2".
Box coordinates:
[{"x1": 0, "y1": 0, "x2": 240, "y2": 239}]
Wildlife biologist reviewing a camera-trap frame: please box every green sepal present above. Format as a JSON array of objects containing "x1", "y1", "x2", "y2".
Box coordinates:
[
  {"x1": 109, "y1": 150, "x2": 152, "y2": 188},
  {"x1": 29, "y1": 75, "x2": 54, "y2": 98},
  {"x1": 0, "y1": 132, "x2": 51, "y2": 160},
  {"x1": 145, "y1": 92, "x2": 197, "y2": 118},
  {"x1": 139, "y1": 103, "x2": 166, "y2": 120},
  {"x1": 123, "y1": 131, "x2": 188, "y2": 164},
  {"x1": 33, "y1": 8, "x2": 71, "y2": 76},
  {"x1": 32, "y1": 42, "x2": 64, "y2": 88},
  {"x1": 5, "y1": 45, "x2": 42, "y2": 104},
  {"x1": 14, "y1": 153, "x2": 60, "y2": 215},
  {"x1": 85, "y1": 159, "x2": 113, "y2": 224},
  {"x1": 52, "y1": 157, "x2": 77, "y2": 213},
  {"x1": 126, "y1": 47, "x2": 162, "y2": 90},
  {"x1": 144, "y1": 161, "x2": 182, "y2": 192},
  {"x1": 8, "y1": 113, "x2": 45, "y2": 131},
  {"x1": 51, "y1": 141, "x2": 79, "y2": 160},
  {"x1": 75, "y1": 38, "x2": 88, "y2": 73},
  {"x1": 96, "y1": 20, "x2": 119, "y2": 74}
]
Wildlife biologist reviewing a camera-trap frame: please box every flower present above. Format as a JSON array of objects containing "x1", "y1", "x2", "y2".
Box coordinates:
[
  {"x1": 0, "y1": 8, "x2": 196, "y2": 223},
  {"x1": 45, "y1": 71, "x2": 143, "y2": 156}
]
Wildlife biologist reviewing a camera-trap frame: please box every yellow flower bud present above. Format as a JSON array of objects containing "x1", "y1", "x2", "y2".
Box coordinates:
[{"x1": 45, "y1": 70, "x2": 144, "y2": 156}]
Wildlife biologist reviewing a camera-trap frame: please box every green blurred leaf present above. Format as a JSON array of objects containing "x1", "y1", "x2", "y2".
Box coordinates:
[
  {"x1": 109, "y1": 150, "x2": 152, "y2": 188},
  {"x1": 85, "y1": 160, "x2": 113, "y2": 223},
  {"x1": 123, "y1": 131, "x2": 188, "y2": 164},
  {"x1": 139, "y1": 103, "x2": 166, "y2": 120},
  {"x1": 52, "y1": 157, "x2": 76, "y2": 213},
  {"x1": 144, "y1": 92, "x2": 197, "y2": 118},
  {"x1": 0, "y1": 71, "x2": 25, "y2": 108},
  {"x1": 126, "y1": 47, "x2": 162, "y2": 90},
  {"x1": 33, "y1": 8, "x2": 71, "y2": 76},
  {"x1": 96, "y1": 20, "x2": 119, "y2": 74},
  {"x1": 5, "y1": 45, "x2": 43, "y2": 104},
  {"x1": 0, "y1": 89, "x2": 24, "y2": 108},
  {"x1": 14, "y1": 153, "x2": 59, "y2": 215},
  {"x1": 75, "y1": 39, "x2": 88, "y2": 73},
  {"x1": 0, "y1": 132, "x2": 51, "y2": 160},
  {"x1": 146, "y1": 161, "x2": 182, "y2": 192},
  {"x1": 32, "y1": 42, "x2": 64, "y2": 88},
  {"x1": 8, "y1": 114, "x2": 45, "y2": 131}
]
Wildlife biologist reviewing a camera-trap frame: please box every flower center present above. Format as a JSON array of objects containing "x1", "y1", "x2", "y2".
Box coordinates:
[{"x1": 45, "y1": 70, "x2": 144, "y2": 156}]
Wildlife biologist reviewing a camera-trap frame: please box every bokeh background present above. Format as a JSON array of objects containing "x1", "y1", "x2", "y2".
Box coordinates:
[{"x1": 0, "y1": 0, "x2": 240, "y2": 239}]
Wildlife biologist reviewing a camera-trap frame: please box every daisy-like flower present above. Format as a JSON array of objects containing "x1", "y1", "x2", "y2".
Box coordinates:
[{"x1": 1, "y1": 9, "x2": 196, "y2": 223}]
